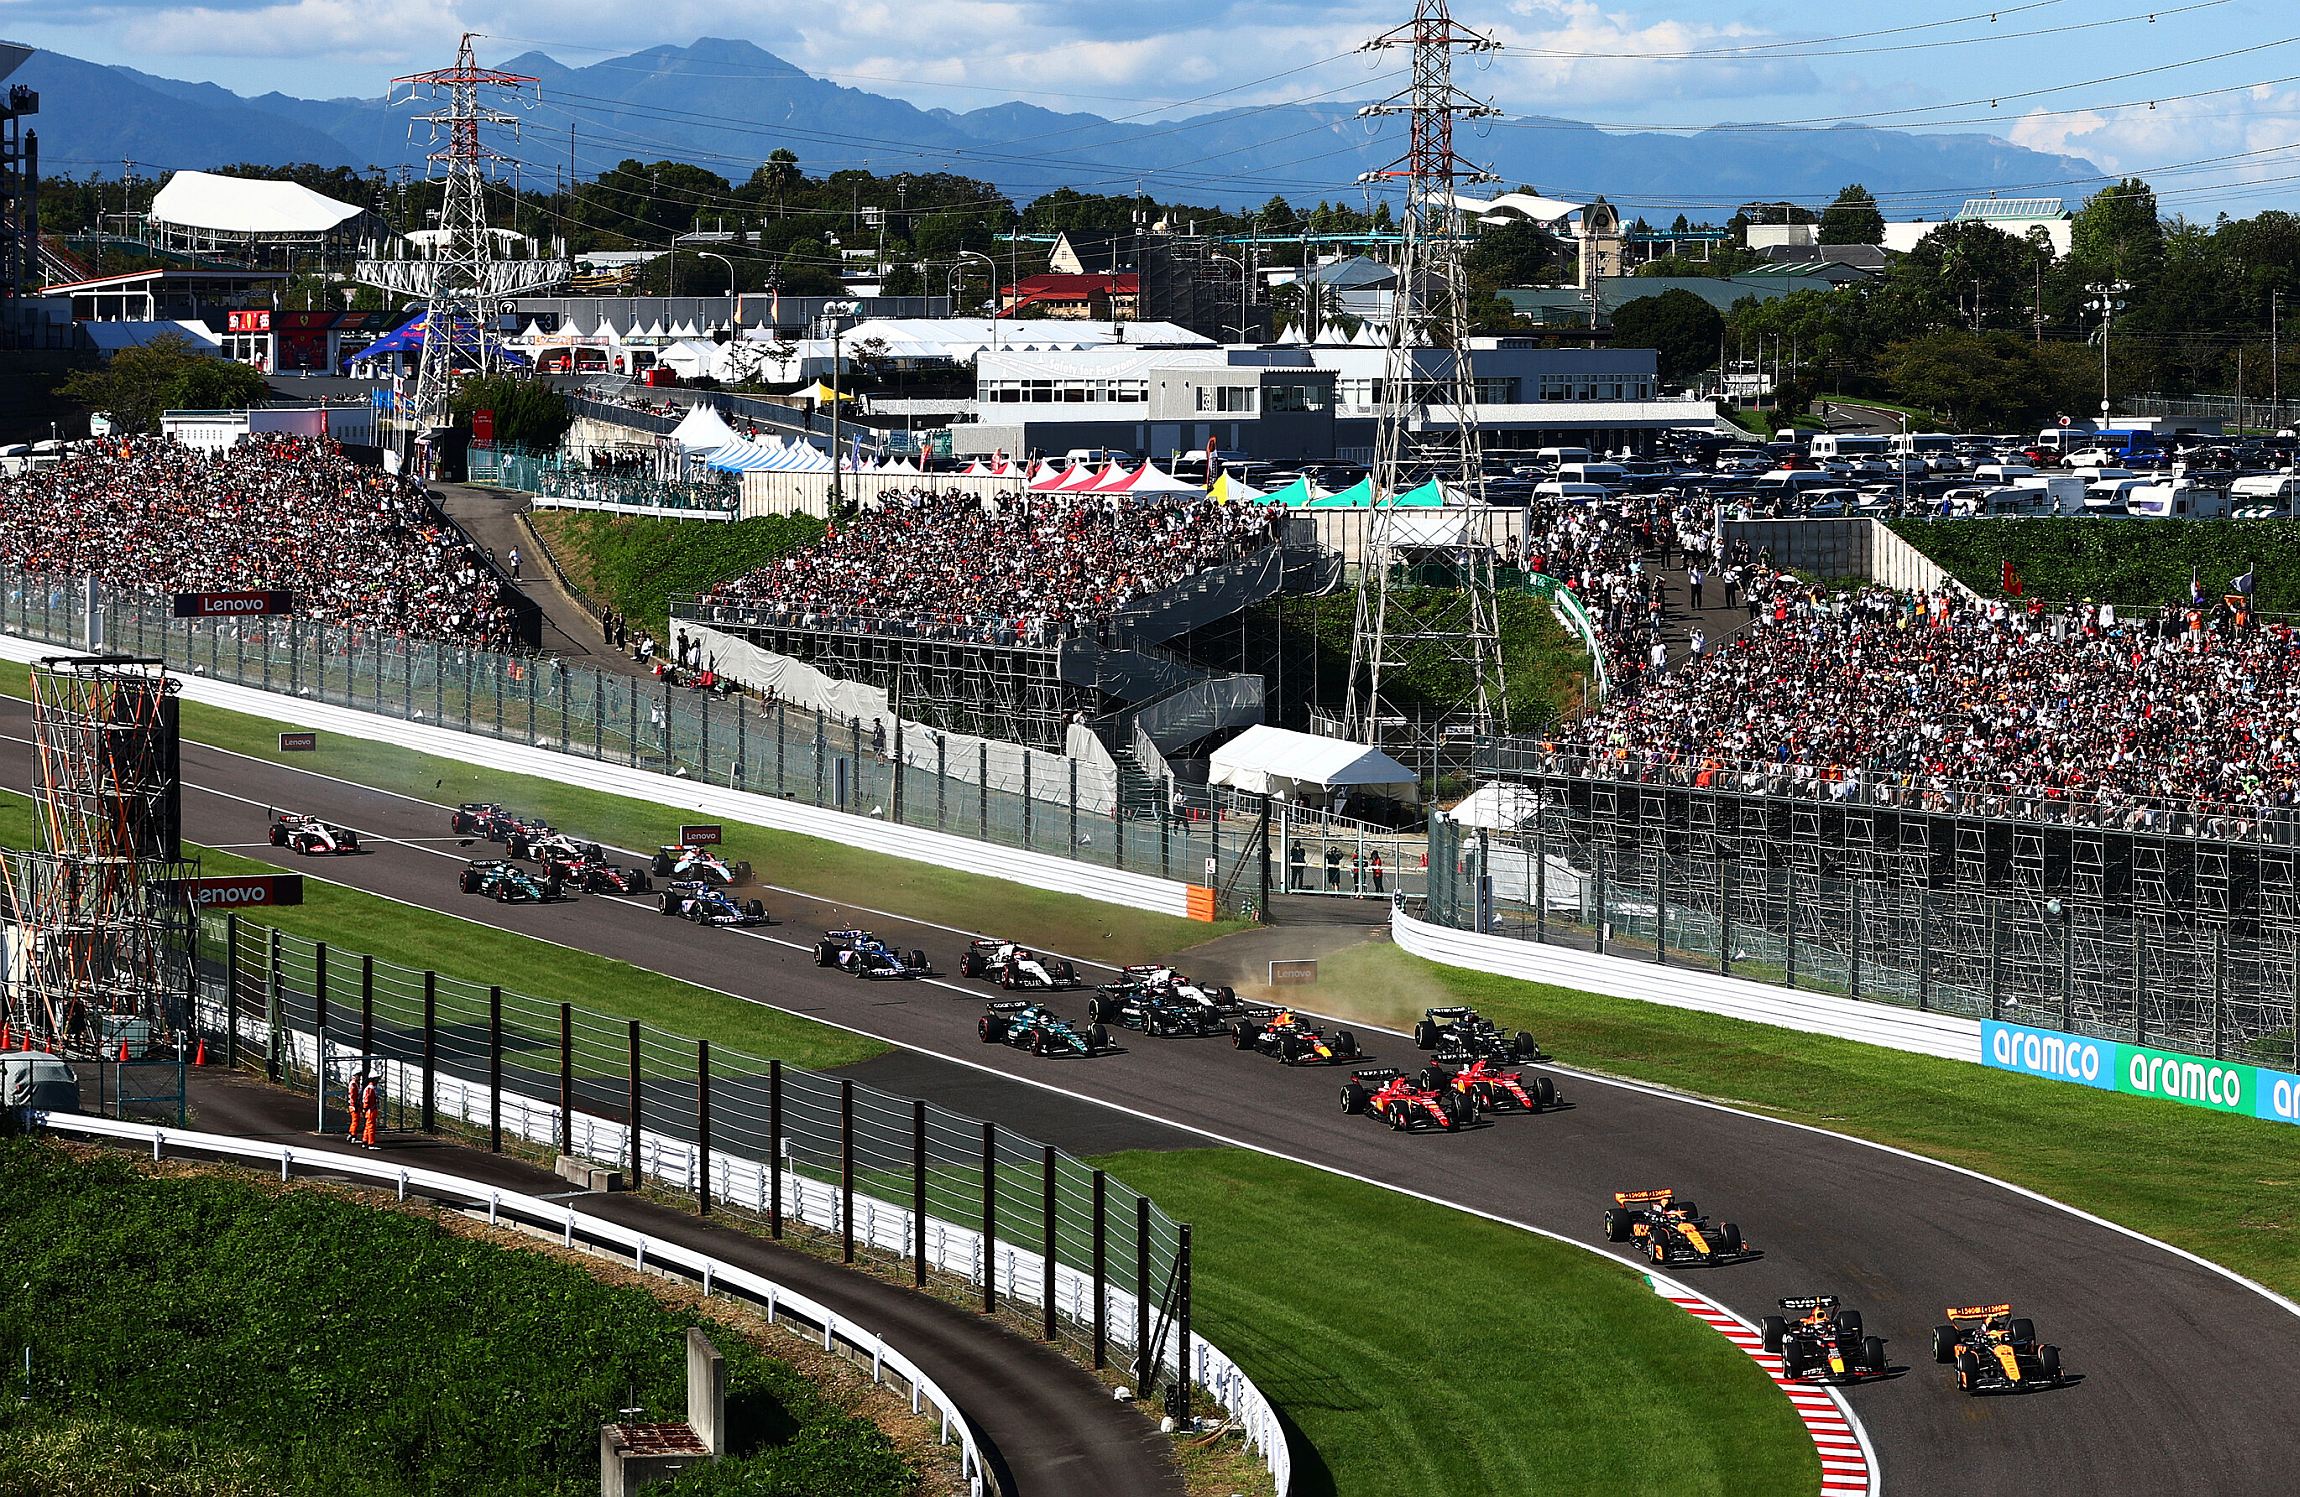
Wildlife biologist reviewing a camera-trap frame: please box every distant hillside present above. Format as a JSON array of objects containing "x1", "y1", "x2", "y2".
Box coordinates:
[{"x1": 13, "y1": 38, "x2": 2105, "y2": 216}]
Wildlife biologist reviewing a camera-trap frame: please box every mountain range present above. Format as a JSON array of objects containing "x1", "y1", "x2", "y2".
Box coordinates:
[{"x1": 12, "y1": 38, "x2": 2107, "y2": 218}]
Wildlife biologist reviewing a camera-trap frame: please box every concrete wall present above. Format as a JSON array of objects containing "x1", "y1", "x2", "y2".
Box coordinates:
[{"x1": 1718, "y1": 517, "x2": 1975, "y2": 599}]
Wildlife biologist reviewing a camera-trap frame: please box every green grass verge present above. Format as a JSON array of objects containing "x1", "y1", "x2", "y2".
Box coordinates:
[
  {"x1": 1890, "y1": 517, "x2": 2300, "y2": 610},
  {"x1": 0, "y1": 670, "x2": 1237, "y2": 964},
  {"x1": 0, "y1": 1138, "x2": 909, "y2": 1497},
  {"x1": 528, "y1": 510, "x2": 824, "y2": 637},
  {"x1": 0, "y1": 792, "x2": 882, "y2": 1069},
  {"x1": 1097, "y1": 1147, "x2": 1817, "y2": 1497},
  {"x1": 1278, "y1": 940, "x2": 2300, "y2": 1303}
]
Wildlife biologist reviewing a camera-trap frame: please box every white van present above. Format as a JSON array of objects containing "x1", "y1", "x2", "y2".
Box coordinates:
[
  {"x1": 1749, "y1": 469, "x2": 1846, "y2": 497},
  {"x1": 1972, "y1": 463, "x2": 2038, "y2": 484},
  {"x1": 1531, "y1": 480, "x2": 1611, "y2": 504},
  {"x1": 1063, "y1": 447, "x2": 1135, "y2": 465},
  {"x1": 2086, "y1": 478, "x2": 2151, "y2": 513},
  {"x1": 1809, "y1": 433, "x2": 1891, "y2": 461},
  {"x1": 1533, "y1": 446, "x2": 1596, "y2": 468},
  {"x1": 2231, "y1": 472, "x2": 2300, "y2": 505},
  {"x1": 2010, "y1": 475, "x2": 2087, "y2": 514},
  {"x1": 1554, "y1": 462, "x2": 1629, "y2": 488},
  {"x1": 2126, "y1": 482, "x2": 2230, "y2": 519}
]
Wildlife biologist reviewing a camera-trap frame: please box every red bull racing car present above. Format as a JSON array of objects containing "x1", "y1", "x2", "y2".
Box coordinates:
[
  {"x1": 959, "y1": 939, "x2": 1082, "y2": 990},
  {"x1": 1762, "y1": 1296, "x2": 1889, "y2": 1384},
  {"x1": 268, "y1": 810, "x2": 362, "y2": 856},
  {"x1": 1231, "y1": 1007, "x2": 1360, "y2": 1065},
  {"x1": 1931, "y1": 1304, "x2": 2067, "y2": 1395},
  {"x1": 659, "y1": 881, "x2": 772, "y2": 928},
  {"x1": 651, "y1": 843, "x2": 752, "y2": 886},
  {"x1": 1602, "y1": 1189, "x2": 1753, "y2": 1267},
  {"x1": 1340, "y1": 1067, "x2": 1476, "y2": 1131}
]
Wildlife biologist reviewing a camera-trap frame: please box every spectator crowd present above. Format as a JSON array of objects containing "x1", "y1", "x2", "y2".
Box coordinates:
[
  {"x1": 696, "y1": 490, "x2": 1283, "y2": 645},
  {"x1": 0, "y1": 436, "x2": 524, "y2": 647}
]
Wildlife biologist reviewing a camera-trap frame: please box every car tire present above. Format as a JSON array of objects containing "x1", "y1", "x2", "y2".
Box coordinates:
[
  {"x1": 748, "y1": 900, "x2": 767, "y2": 918},
  {"x1": 1719, "y1": 1223, "x2": 1744, "y2": 1256},
  {"x1": 459, "y1": 870, "x2": 479, "y2": 894},
  {"x1": 1932, "y1": 1326, "x2": 1958, "y2": 1364},
  {"x1": 659, "y1": 894, "x2": 678, "y2": 916},
  {"x1": 268, "y1": 824, "x2": 288, "y2": 847},
  {"x1": 1837, "y1": 1310, "x2": 1863, "y2": 1341},
  {"x1": 2009, "y1": 1318, "x2": 2037, "y2": 1347},
  {"x1": 651, "y1": 853, "x2": 672, "y2": 876},
  {"x1": 1057, "y1": 961, "x2": 1077, "y2": 985},
  {"x1": 979, "y1": 1016, "x2": 1003, "y2": 1043},
  {"x1": 543, "y1": 877, "x2": 563, "y2": 901},
  {"x1": 1515, "y1": 1030, "x2": 1539, "y2": 1060},
  {"x1": 1385, "y1": 1101, "x2": 1407, "y2": 1131},
  {"x1": 508, "y1": 837, "x2": 528, "y2": 861},
  {"x1": 1232, "y1": 1021, "x2": 1255, "y2": 1050},
  {"x1": 734, "y1": 860, "x2": 753, "y2": 884},
  {"x1": 815, "y1": 941, "x2": 836, "y2": 967},
  {"x1": 1761, "y1": 1316, "x2": 1785, "y2": 1354},
  {"x1": 1413, "y1": 1020, "x2": 1438, "y2": 1049},
  {"x1": 1444, "y1": 1091, "x2": 1472, "y2": 1129},
  {"x1": 1337, "y1": 1030, "x2": 1358, "y2": 1059},
  {"x1": 1534, "y1": 1075, "x2": 1557, "y2": 1111},
  {"x1": 2038, "y1": 1344, "x2": 2062, "y2": 1382},
  {"x1": 633, "y1": 871, "x2": 651, "y2": 894},
  {"x1": 496, "y1": 884, "x2": 515, "y2": 902},
  {"x1": 1341, "y1": 1083, "x2": 1367, "y2": 1114},
  {"x1": 908, "y1": 949, "x2": 929, "y2": 973},
  {"x1": 1604, "y1": 1208, "x2": 1633, "y2": 1243},
  {"x1": 1955, "y1": 1348, "x2": 1981, "y2": 1393},
  {"x1": 1862, "y1": 1336, "x2": 1887, "y2": 1374},
  {"x1": 1089, "y1": 1022, "x2": 1110, "y2": 1053},
  {"x1": 1087, "y1": 997, "x2": 1106, "y2": 1024},
  {"x1": 690, "y1": 904, "x2": 708, "y2": 925},
  {"x1": 962, "y1": 951, "x2": 984, "y2": 978},
  {"x1": 1030, "y1": 1029, "x2": 1047, "y2": 1055}
]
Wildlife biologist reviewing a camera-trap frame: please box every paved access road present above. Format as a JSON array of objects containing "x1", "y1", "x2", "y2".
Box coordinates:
[{"x1": 27, "y1": 708, "x2": 2293, "y2": 1497}]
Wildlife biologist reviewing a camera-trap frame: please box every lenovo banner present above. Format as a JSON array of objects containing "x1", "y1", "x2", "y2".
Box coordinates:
[
  {"x1": 678, "y1": 824, "x2": 723, "y2": 846},
  {"x1": 172, "y1": 590, "x2": 293, "y2": 619},
  {"x1": 173, "y1": 874, "x2": 306, "y2": 909}
]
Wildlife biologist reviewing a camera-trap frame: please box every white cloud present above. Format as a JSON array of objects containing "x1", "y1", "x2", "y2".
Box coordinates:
[{"x1": 2009, "y1": 88, "x2": 2300, "y2": 212}]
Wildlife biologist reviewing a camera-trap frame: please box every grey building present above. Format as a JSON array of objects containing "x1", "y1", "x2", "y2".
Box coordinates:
[{"x1": 957, "y1": 346, "x2": 1334, "y2": 463}]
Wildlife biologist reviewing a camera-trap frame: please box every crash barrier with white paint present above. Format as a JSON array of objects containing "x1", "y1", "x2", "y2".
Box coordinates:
[
  {"x1": 529, "y1": 494, "x2": 737, "y2": 521},
  {"x1": 195, "y1": 917, "x2": 1291, "y2": 1494},
  {"x1": 31, "y1": 1112, "x2": 991, "y2": 1497},
  {"x1": 0, "y1": 574, "x2": 1234, "y2": 920},
  {"x1": 1393, "y1": 907, "x2": 1981, "y2": 1063}
]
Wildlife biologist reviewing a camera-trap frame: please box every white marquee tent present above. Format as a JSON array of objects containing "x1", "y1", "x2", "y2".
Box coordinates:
[
  {"x1": 149, "y1": 170, "x2": 367, "y2": 237},
  {"x1": 1208, "y1": 726, "x2": 1419, "y2": 805}
]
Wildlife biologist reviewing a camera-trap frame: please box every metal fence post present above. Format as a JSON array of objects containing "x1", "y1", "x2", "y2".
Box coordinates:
[
  {"x1": 1987, "y1": 903, "x2": 2002, "y2": 1021},
  {"x1": 1134, "y1": 1196, "x2": 1152, "y2": 1390},
  {"x1": 1654, "y1": 851, "x2": 1668, "y2": 963},
  {"x1": 775, "y1": 698, "x2": 786, "y2": 791},
  {"x1": 627, "y1": 1020, "x2": 642, "y2": 1184},
  {"x1": 1716, "y1": 857, "x2": 1730, "y2": 975},
  {"x1": 981, "y1": 1121, "x2": 998, "y2": 1314},
  {"x1": 488, "y1": 985, "x2": 503, "y2": 1152},
  {"x1": 1091, "y1": 1170, "x2": 1108, "y2": 1369},
  {"x1": 1067, "y1": 761, "x2": 1078, "y2": 858},
  {"x1": 1782, "y1": 869, "x2": 1796, "y2": 989},
  {"x1": 360, "y1": 954, "x2": 374, "y2": 1064},
  {"x1": 841, "y1": 1078, "x2": 856, "y2": 1264},
  {"x1": 559, "y1": 1003, "x2": 575, "y2": 1155},
  {"x1": 769, "y1": 1059, "x2": 783, "y2": 1238},
  {"x1": 224, "y1": 912, "x2": 240, "y2": 1069},
  {"x1": 1175, "y1": 1223, "x2": 1193, "y2": 1422},
  {"x1": 1916, "y1": 891, "x2": 1931, "y2": 1011},
  {"x1": 912, "y1": 1100, "x2": 928, "y2": 1287},
  {"x1": 1593, "y1": 849, "x2": 1607, "y2": 955},
  {"x1": 2059, "y1": 906, "x2": 2073, "y2": 1032},
  {"x1": 2132, "y1": 921, "x2": 2147, "y2": 1045},
  {"x1": 313, "y1": 940, "x2": 329, "y2": 1053},
  {"x1": 2211, "y1": 932, "x2": 2226, "y2": 1059},
  {"x1": 420, "y1": 971, "x2": 436, "y2": 1132},
  {"x1": 265, "y1": 929, "x2": 282, "y2": 1084},
  {"x1": 1022, "y1": 757, "x2": 1033, "y2": 848},
  {"x1": 979, "y1": 743, "x2": 989, "y2": 839},
  {"x1": 936, "y1": 736, "x2": 947, "y2": 829},
  {"x1": 1848, "y1": 879, "x2": 1861, "y2": 1000},
  {"x1": 1041, "y1": 1144, "x2": 1058, "y2": 1341},
  {"x1": 696, "y1": 1039, "x2": 712, "y2": 1215}
]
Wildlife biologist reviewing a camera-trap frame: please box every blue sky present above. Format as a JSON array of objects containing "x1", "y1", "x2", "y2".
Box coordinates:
[{"x1": 8, "y1": 1, "x2": 2299, "y2": 213}]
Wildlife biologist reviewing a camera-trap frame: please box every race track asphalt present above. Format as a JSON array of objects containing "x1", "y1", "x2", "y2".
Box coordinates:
[{"x1": 20, "y1": 708, "x2": 2295, "y2": 1497}]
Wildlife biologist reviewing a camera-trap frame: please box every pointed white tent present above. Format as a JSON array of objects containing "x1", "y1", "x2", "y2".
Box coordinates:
[{"x1": 670, "y1": 404, "x2": 743, "y2": 452}]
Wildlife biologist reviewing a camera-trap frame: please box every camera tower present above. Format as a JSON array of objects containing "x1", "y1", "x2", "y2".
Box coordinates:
[{"x1": 1343, "y1": 0, "x2": 1509, "y2": 756}]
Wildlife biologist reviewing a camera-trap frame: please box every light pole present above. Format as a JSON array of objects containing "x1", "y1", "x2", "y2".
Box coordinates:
[
  {"x1": 2086, "y1": 281, "x2": 2131, "y2": 425},
  {"x1": 1208, "y1": 253, "x2": 1246, "y2": 341},
  {"x1": 822, "y1": 299, "x2": 858, "y2": 511},
  {"x1": 696, "y1": 250, "x2": 737, "y2": 302},
  {"x1": 954, "y1": 249, "x2": 998, "y2": 350}
]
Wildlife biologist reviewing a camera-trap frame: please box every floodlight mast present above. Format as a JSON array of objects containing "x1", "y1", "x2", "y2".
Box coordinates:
[{"x1": 1343, "y1": 1, "x2": 1509, "y2": 760}]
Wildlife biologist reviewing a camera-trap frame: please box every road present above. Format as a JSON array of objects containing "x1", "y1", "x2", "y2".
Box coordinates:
[{"x1": 27, "y1": 703, "x2": 2295, "y2": 1497}]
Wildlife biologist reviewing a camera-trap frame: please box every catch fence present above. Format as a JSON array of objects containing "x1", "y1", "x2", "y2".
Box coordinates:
[
  {"x1": 0, "y1": 567, "x2": 1265, "y2": 910},
  {"x1": 189, "y1": 915, "x2": 1287, "y2": 1490}
]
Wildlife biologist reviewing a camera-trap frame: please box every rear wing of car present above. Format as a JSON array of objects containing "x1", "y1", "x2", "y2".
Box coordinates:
[
  {"x1": 1614, "y1": 1188, "x2": 1675, "y2": 1206},
  {"x1": 1424, "y1": 1006, "x2": 1475, "y2": 1020},
  {"x1": 1779, "y1": 1295, "x2": 1840, "y2": 1312},
  {"x1": 987, "y1": 1001, "x2": 1031, "y2": 1013},
  {"x1": 1945, "y1": 1303, "x2": 2013, "y2": 1323},
  {"x1": 1351, "y1": 1067, "x2": 1402, "y2": 1083}
]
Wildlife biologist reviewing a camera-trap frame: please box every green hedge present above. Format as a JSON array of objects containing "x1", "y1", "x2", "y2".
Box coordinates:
[
  {"x1": 533, "y1": 512, "x2": 827, "y2": 636},
  {"x1": 0, "y1": 1140, "x2": 908, "y2": 1497},
  {"x1": 1890, "y1": 518, "x2": 2300, "y2": 609}
]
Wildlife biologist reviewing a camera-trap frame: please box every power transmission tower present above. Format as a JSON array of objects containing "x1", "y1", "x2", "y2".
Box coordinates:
[
  {"x1": 360, "y1": 35, "x2": 565, "y2": 443},
  {"x1": 1343, "y1": 0, "x2": 1509, "y2": 760}
]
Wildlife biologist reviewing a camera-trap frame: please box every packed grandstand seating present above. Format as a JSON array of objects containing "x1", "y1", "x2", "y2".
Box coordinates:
[
  {"x1": 0, "y1": 436, "x2": 522, "y2": 647},
  {"x1": 696, "y1": 490, "x2": 1286, "y2": 645},
  {"x1": 1510, "y1": 491, "x2": 1723, "y2": 689},
  {"x1": 1542, "y1": 581, "x2": 2300, "y2": 834}
]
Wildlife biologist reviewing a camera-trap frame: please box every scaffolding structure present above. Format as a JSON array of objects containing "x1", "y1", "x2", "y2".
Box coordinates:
[
  {"x1": 705, "y1": 624, "x2": 1087, "y2": 750},
  {"x1": 1344, "y1": 0, "x2": 1509, "y2": 752},
  {"x1": 2, "y1": 659, "x2": 198, "y2": 1054},
  {"x1": 0, "y1": 45, "x2": 36, "y2": 305}
]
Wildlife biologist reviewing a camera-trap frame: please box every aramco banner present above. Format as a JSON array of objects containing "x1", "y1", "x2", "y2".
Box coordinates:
[{"x1": 1983, "y1": 1020, "x2": 2298, "y2": 1126}]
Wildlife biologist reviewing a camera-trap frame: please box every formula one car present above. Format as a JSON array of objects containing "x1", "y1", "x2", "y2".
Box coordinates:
[
  {"x1": 814, "y1": 929, "x2": 932, "y2": 978},
  {"x1": 1340, "y1": 1067, "x2": 1476, "y2": 1131},
  {"x1": 549, "y1": 854, "x2": 653, "y2": 895},
  {"x1": 959, "y1": 939, "x2": 1082, "y2": 990},
  {"x1": 1412, "y1": 1006, "x2": 1546, "y2": 1065},
  {"x1": 658, "y1": 880, "x2": 771, "y2": 928},
  {"x1": 508, "y1": 827, "x2": 603, "y2": 865},
  {"x1": 1087, "y1": 969, "x2": 1243, "y2": 1038},
  {"x1": 1931, "y1": 1304, "x2": 2066, "y2": 1395},
  {"x1": 651, "y1": 843, "x2": 752, "y2": 886},
  {"x1": 1602, "y1": 1189, "x2": 1753, "y2": 1267},
  {"x1": 457, "y1": 858, "x2": 568, "y2": 902},
  {"x1": 451, "y1": 802, "x2": 548, "y2": 843},
  {"x1": 1231, "y1": 1007, "x2": 1359, "y2": 1065},
  {"x1": 1762, "y1": 1297, "x2": 1888, "y2": 1384},
  {"x1": 1425, "y1": 1056, "x2": 1558, "y2": 1114},
  {"x1": 267, "y1": 810, "x2": 362, "y2": 856},
  {"x1": 978, "y1": 1001, "x2": 1112, "y2": 1057}
]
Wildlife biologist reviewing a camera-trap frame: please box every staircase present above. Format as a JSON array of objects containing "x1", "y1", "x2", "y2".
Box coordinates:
[{"x1": 1111, "y1": 744, "x2": 1168, "y2": 819}]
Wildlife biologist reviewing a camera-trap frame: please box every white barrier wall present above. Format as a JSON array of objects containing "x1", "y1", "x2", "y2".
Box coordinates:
[
  {"x1": 0, "y1": 633, "x2": 1203, "y2": 920},
  {"x1": 1392, "y1": 907, "x2": 1982, "y2": 1063}
]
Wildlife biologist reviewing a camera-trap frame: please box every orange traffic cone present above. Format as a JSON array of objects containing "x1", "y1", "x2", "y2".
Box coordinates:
[
  {"x1": 193, "y1": 1037, "x2": 207, "y2": 1067},
  {"x1": 117, "y1": 1041, "x2": 129, "y2": 1063},
  {"x1": 1, "y1": 1022, "x2": 10, "y2": 1049}
]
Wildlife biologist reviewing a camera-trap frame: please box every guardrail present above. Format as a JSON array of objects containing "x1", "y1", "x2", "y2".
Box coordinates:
[
  {"x1": 196, "y1": 915, "x2": 1291, "y2": 1493},
  {"x1": 31, "y1": 1111, "x2": 991, "y2": 1496}
]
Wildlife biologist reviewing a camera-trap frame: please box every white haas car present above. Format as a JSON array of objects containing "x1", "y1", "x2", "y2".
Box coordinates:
[
  {"x1": 650, "y1": 842, "x2": 752, "y2": 886},
  {"x1": 268, "y1": 810, "x2": 362, "y2": 856},
  {"x1": 959, "y1": 938, "x2": 1082, "y2": 990}
]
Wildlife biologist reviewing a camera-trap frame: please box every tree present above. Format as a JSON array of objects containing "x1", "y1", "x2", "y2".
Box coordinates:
[
  {"x1": 449, "y1": 374, "x2": 570, "y2": 451},
  {"x1": 1463, "y1": 218, "x2": 1562, "y2": 289},
  {"x1": 1818, "y1": 184, "x2": 1885, "y2": 246},
  {"x1": 880, "y1": 262, "x2": 925, "y2": 297},
  {"x1": 2070, "y1": 177, "x2": 2164, "y2": 283},
  {"x1": 1610, "y1": 290, "x2": 1724, "y2": 384},
  {"x1": 57, "y1": 335, "x2": 269, "y2": 434},
  {"x1": 1877, "y1": 331, "x2": 2086, "y2": 430},
  {"x1": 751, "y1": 148, "x2": 802, "y2": 211}
]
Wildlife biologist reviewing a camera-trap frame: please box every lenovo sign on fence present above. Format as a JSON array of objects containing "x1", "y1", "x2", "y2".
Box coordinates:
[
  {"x1": 173, "y1": 874, "x2": 305, "y2": 909},
  {"x1": 171, "y1": 590, "x2": 294, "y2": 619}
]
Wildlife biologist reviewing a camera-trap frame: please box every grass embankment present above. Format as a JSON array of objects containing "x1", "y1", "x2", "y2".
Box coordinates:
[
  {"x1": 1262, "y1": 940, "x2": 2300, "y2": 1304},
  {"x1": 528, "y1": 511, "x2": 823, "y2": 636},
  {"x1": 1891, "y1": 517, "x2": 2300, "y2": 609},
  {"x1": 1101, "y1": 1148, "x2": 1816, "y2": 1497},
  {"x1": 0, "y1": 792, "x2": 880, "y2": 1069},
  {"x1": 0, "y1": 673, "x2": 1239, "y2": 964},
  {"x1": 1277, "y1": 588, "x2": 1590, "y2": 730},
  {"x1": 0, "y1": 1139, "x2": 913, "y2": 1497}
]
